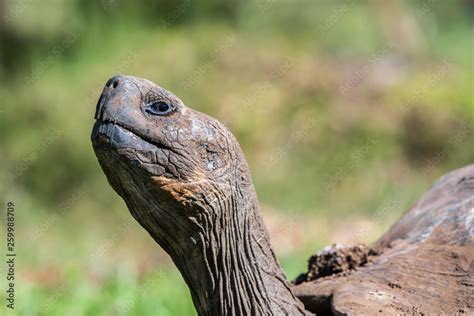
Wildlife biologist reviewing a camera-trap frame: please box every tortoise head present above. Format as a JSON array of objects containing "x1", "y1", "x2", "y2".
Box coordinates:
[
  {"x1": 92, "y1": 75, "x2": 242, "y2": 180},
  {"x1": 91, "y1": 75, "x2": 254, "y2": 247}
]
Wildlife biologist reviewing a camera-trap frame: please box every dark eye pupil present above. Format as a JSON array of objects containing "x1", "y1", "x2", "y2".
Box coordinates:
[{"x1": 158, "y1": 102, "x2": 169, "y2": 112}]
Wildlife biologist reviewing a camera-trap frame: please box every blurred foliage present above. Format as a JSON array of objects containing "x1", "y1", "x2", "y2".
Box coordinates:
[{"x1": 0, "y1": 0, "x2": 473, "y2": 315}]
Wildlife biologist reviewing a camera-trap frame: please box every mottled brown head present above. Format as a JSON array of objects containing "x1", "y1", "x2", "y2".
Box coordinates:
[
  {"x1": 92, "y1": 75, "x2": 243, "y2": 182},
  {"x1": 91, "y1": 75, "x2": 254, "y2": 250}
]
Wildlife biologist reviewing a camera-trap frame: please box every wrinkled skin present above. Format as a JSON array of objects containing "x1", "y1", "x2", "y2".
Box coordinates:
[
  {"x1": 91, "y1": 75, "x2": 308, "y2": 316},
  {"x1": 92, "y1": 75, "x2": 474, "y2": 316}
]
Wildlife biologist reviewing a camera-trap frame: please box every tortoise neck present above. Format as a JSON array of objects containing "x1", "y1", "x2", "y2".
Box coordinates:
[
  {"x1": 118, "y1": 167, "x2": 308, "y2": 315},
  {"x1": 169, "y1": 187, "x2": 308, "y2": 316}
]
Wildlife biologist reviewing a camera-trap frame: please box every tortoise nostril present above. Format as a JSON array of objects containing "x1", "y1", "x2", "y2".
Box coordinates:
[
  {"x1": 106, "y1": 76, "x2": 120, "y2": 89},
  {"x1": 96, "y1": 76, "x2": 122, "y2": 120}
]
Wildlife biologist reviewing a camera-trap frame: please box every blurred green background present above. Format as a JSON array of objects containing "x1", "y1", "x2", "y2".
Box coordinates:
[{"x1": 0, "y1": 0, "x2": 473, "y2": 315}]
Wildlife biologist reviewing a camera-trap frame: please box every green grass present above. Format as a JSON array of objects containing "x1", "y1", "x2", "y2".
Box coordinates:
[{"x1": 9, "y1": 267, "x2": 195, "y2": 316}]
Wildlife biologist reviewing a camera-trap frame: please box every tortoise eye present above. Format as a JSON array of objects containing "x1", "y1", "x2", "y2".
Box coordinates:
[{"x1": 146, "y1": 101, "x2": 173, "y2": 116}]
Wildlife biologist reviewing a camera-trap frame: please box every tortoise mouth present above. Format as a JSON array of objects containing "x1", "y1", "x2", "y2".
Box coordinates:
[
  {"x1": 92, "y1": 119, "x2": 172, "y2": 153},
  {"x1": 92, "y1": 120, "x2": 184, "y2": 179}
]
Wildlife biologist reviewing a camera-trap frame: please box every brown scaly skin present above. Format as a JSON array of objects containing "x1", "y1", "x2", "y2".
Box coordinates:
[
  {"x1": 91, "y1": 75, "x2": 308, "y2": 316},
  {"x1": 293, "y1": 165, "x2": 474, "y2": 315},
  {"x1": 92, "y1": 75, "x2": 474, "y2": 315}
]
